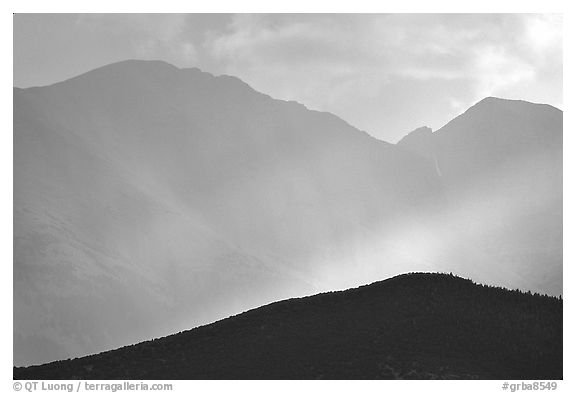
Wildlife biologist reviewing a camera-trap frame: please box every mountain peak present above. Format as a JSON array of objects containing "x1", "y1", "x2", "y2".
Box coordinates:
[
  {"x1": 104, "y1": 58, "x2": 178, "y2": 70},
  {"x1": 396, "y1": 126, "x2": 435, "y2": 159},
  {"x1": 467, "y1": 96, "x2": 562, "y2": 114},
  {"x1": 411, "y1": 125, "x2": 433, "y2": 134},
  {"x1": 397, "y1": 126, "x2": 432, "y2": 144},
  {"x1": 477, "y1": 96, "x2": 506, "y2": 104},
  {"x1": 44, "y1": 59, "x2": 182, "y2": 89},
  {"x1": 20, "y1": 59, "x2": 270, "y2": 105}
]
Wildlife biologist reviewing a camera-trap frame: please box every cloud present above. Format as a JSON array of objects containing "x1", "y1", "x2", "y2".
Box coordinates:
[
  {"x1": 76, "y1": 14, "x2": 188, "y2": 40},
  {"x1": 204, "y1": 14, "x2": 562, "y2": 141},
  {"x1": 522, "y1": 14, "x2": 562, "y2": 53},
  {"x1": 76, "y1": 14, "x2": 198, "y2": 64}
]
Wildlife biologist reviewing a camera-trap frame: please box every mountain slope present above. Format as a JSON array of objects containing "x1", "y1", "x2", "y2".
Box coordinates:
[
  {"x1": 14, "y1": 273, "x2": 562, "y2": 380},
  {"x1": 14, "y1": 62, "x2": 563, "y2": 366},
  {"x1": 14, "y1": 60, "x2": 445, "y2": 366},
  {"x1": 397, "y1": 97, "x2": 562, "y2": 295}
]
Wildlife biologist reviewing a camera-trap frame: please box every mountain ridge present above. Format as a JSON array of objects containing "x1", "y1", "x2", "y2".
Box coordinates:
[
  {"x1": 15, "y1": 59, "x2": 400, "y2": 152},
  {"x1": 14, "y1": 59, "x2": 444, "y2": 366},
  {"x1": 14, "y1": 272, "x2": 562, "y2": 380}
]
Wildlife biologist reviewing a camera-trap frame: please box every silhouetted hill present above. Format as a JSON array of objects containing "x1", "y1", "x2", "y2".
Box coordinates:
[{"x1": 14, "y1": 273, "x2": 562, "y2": 380}]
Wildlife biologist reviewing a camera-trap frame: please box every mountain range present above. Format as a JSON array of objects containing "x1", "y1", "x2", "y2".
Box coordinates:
[{"x1": 14, "y1": 60, "x2": 562, "y2": 366}]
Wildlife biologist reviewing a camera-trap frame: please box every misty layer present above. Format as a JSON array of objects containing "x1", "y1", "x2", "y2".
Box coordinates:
[{"x1": 13, "y1": 60, "x2": 562, "y2": 366}]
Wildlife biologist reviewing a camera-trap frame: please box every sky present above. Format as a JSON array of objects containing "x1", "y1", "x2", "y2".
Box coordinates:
[{"x1": 13, "y1": 13, "x2": 562, "y2": 142}]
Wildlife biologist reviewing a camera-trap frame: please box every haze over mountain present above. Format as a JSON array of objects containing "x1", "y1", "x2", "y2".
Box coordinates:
[
  {"x1": 398, "y1": 98, "x2": 562, "y2": 295},
  {"x1": 14, "y1": 273, "x2": 562, "y2": 380},
  {"x1": 14, "y1": 60, "x2": 562, "y2": 366}
]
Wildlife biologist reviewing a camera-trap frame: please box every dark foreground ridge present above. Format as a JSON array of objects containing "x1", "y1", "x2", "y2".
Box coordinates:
[{"x1": 14, "y1": 273, "x2": 562, "y2": 380}]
